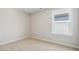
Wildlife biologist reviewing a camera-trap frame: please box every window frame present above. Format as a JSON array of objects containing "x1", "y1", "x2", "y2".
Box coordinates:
[{"x1": 51, "y1": 9, "x2": 72, "y2": 36}]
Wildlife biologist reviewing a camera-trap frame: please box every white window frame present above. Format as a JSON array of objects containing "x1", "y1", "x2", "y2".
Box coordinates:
[{"x1": 51, "y1": 9, "x2": 72, "y2": 36}]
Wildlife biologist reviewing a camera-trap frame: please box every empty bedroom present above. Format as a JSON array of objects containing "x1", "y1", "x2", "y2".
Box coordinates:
[{"x1": 0, "y1": 8, "x2": 79, "y2": 51}]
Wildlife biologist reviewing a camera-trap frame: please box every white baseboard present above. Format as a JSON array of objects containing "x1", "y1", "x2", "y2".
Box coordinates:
[
  {"x1": 0, "y1": 36, "x2": 29, "y2": 45},
  {"x1": 30, "y1": 35, "x2": 79, "y2": 49}
]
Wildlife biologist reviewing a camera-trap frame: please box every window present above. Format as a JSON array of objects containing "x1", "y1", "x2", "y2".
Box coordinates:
[{"x1": 52, "y1": 9, "x2": 72, "y2": 35}]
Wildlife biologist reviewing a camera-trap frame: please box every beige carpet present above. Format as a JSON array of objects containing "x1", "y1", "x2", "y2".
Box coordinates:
[{"x1": 0, "y1": 38, "x2": 78, "y2": 51}]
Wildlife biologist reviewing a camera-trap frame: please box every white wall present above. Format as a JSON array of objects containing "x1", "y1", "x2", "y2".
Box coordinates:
[
  {"x1": 30, "y1": 9, "x2": 79, "y2": 48},
  {"x1": 74, "y1": 9, "x2": 79, "y2": 47},
  {"x1": 0, "y1": 9, "x2": 5, "y2": 41},
  {"x1": 0, "y1": 8, "x2": 29, "y2": 43}
]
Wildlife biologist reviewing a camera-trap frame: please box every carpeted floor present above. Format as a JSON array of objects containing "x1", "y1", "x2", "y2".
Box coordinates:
[{"x1": 0, "y1": 38, "x2": 78, "y2": 51}]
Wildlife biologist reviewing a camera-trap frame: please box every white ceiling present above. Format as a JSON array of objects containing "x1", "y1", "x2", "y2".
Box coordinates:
[
  {"x1": 18, "y1": 8, "x2": 66, "y2": 14},
  {"x1": 18, "y1": 8, "x2": 46, "y2": 14}
]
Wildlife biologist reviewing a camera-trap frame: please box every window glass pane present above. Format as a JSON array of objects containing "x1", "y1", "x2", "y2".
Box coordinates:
[
  {"x1": 54, "y1": 13, "x2": 69, "y2": 21},
  {"x1": 53, "y1": 22, "x2": 69, "y2": 34}
]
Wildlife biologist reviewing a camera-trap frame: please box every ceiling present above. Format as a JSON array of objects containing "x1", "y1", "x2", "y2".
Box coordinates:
[
  {"x1": 18, "y1": 8, "x2": 47, "y2": 14},
  {"x1": 17, "y1": 8, "x2": 66, "y2": 14}
]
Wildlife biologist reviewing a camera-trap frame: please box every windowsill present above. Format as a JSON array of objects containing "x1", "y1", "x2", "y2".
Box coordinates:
[{"x1": 52, "y1": 32, "x2": 72, "y2": 36}]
